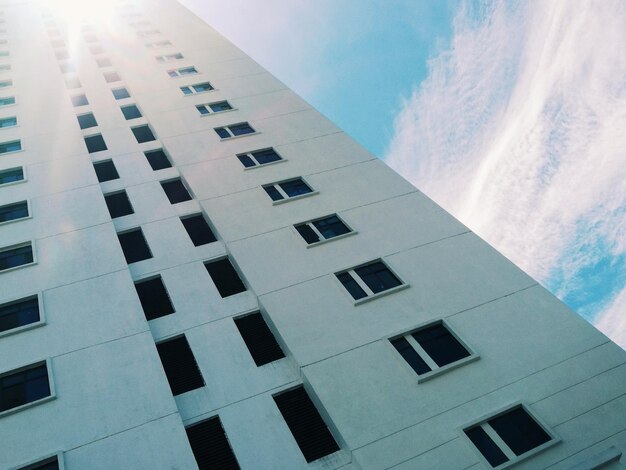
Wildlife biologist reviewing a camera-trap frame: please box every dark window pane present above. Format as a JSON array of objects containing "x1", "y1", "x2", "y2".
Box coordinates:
[
  {"x1": 295, "y1": 224, "x2": 320, "y2": 244},
  {"x1": 279, "y1": 179, "x2": 312, "y2": 198},
  {"x1": 229, "y1": 123, "x2": 254, "y2": 136},
  {"x1": 193, "y1": 82, "x2": 213, "y2": 92},
  {"x1": 390, "y1": 337, "x2": 431, "y2": 375},
  {"x1": 489, "y1": 407, "x2": 551, "y2": 457},
  {"x1": 180, "y1": 86, "x2": 192, "y2": 95},
  {"x1": 209, "y1": 101, "x2": 232, "y2": 112},
  {"x1": 0, "y1": 201, "x2": 28, "y2": 223},
  {"x1": 274, "y1": 387, "x2": 339, "y2": 462},
  {"x1": 84, "y1": 134, "x2": 108, "y2": 153},
  {"x1": 104, "y1": 191, "x2": 134, "y2": 218},
  {"x1": 252, "y1": 148, "x2": 281, "y2": 165},
  {"x1": 17, "y1": 455, "x2": 59, "y2": 470},
  {"x1": 0, "y1": 117, "x2": 16, "y2": 128},
  {"x1": 117, "y1": 229, "x2": 152, "y2": 264},
  {"x1": 465, "y1": 426, "x2": 509, "y2": 467},
  {"x1": 93, "y1": 160, "x2": 119, "y2": 182},
  {"x1": 0, "y1": 167, "x2": 23, "y2": 185},
  {"x1": 0, "y1": 296, "x2": 40, "y2": 333},
  {"x1": 121, "y1": 104, "x2": 142, "y2": 120},
  {"x1": 234, "y1": 313, "x2": 285, "y2": 366},
  {"x1": 145, "y1": 149, "x2": 172, "y2": 170},
  {"x1": 186, "y1": 417, "x2": 240, "y2": 470},
  {"x1": 132, "y1": 125, "x2": 156, "y2": 143},
  {"x1": 179, "y1": 67, "x2": 197, "y2": 75},
  {"x1": 336, "y1": 272, "x2": 367, "y2": 300},
  {"x1": 236, "y1": 154, "x2": 255, "y2": 168},
  {"x1": 205, "y1": 258, "x2": 246, "y2": 298},
  {"x1": 0, "y1": 96, "x2": 16, "y2": 106},
  {"x1": 412, "y1": 324, "x2": 470, "y2": 368},
  {"x1": 181, "y1": 215, "x2": 217, "y2": 246},
  {"x1": 112, "y1": 88, "x2": 130, "y2": 100},
  {"x1": 263, "y1": 185, "x2": 283, "y2": 201},
  {"x1": 354, "y1": 261, "x2": 402, "y2": 294},
  {"x1": 313, "y1": 216, "x2": 350, "y2": 240},
  {"x1": 0, "y1": 244, "x2": 33, "y2": 271},
  {"x1": 196, "y1": 105, "x2": 210, "y2": 115},
  {"x1": 135, "y1": 277, "x2": 174, "y2": 321},
  {"x1": 214, "y1": 127, "x2": 230, "y2": 139},
  {"x1": 156, "y1": 336, "x2": 204, "y2": 395},
  {"x1": 161, "y1": 179, "x2": 192, "y2": 204},
  {"x1": 71, "y1": 94, "x2": 89, "y2": 106},
  {"x1": 0, "y1": 140, "x2": 21, "y2": 153},
  {"x1": 77, "y1": 113, "x2": 98, "y2": 129},
  {"x1": 0, "y1": 363, "x2": 50, "y2": 412}
]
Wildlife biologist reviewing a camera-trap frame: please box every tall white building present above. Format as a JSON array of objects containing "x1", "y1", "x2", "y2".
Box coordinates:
[{"x1": 0, "y1": 0, "x2": 625, "y2": 468}]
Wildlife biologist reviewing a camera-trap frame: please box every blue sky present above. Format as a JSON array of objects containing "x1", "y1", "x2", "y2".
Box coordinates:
[{"x1": 179, "y1": 0, "x2": 626, "y2": 348}]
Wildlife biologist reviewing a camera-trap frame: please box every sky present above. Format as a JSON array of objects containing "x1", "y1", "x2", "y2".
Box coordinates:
[{"x1": 178, "y1": 0, "x2": 626, "y2": 349}]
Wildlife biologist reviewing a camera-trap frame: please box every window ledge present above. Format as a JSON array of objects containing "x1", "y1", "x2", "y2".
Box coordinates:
[
  {"x1": 219, "y1": 131, "x2": 260, "y2": 142},
  {"x1": 354, "y1": 284, "x2": 410, "y2": 305},
  {"x1": 0, "y1": 148, "x2": 24, "y2": 156},
  {"x1": 0, "y1": 320, "x2": 45, "y2": 339},
  {"x1": 491, "y1": 439, "x2": 561, "y2": 470},
  {"x1": 243, "y1": 158, "x2": 287, "y2": 171},
  {"x1": 0, "y1": 178, "x2": 27, "y2": 188},
  {"x1": 200, "y1": 108, "x2": 238, "y2": 117},
  {"x1": 416, "y1": 354, "x2": 480, "y2": 383},
  {"x1": 306, "y1": 231, "x2": 357, "y2": 248},
  {"x1": 0, "y1": 394, "x2": 56, "y2": 420},
  {"x1": 0, "y1": 214, "x2": 31, "y2": 227},
  {"x1": 0, "y1": 260, "x2": 37, "y2": 275},
  {"x1": 272, "y1": 190, "x2": 319, "y2": 206}
]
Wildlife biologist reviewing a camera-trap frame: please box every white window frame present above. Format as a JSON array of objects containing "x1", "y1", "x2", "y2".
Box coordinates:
[
  {"x1": 214, "y1": 122, "x2": 258, "y2": 141},
  {"x1": 180, "y1": 81, "x2": 215, "y2": 96},
  {"x1": 0, "y1": 292, "x2": 46, "y2": 339},
  {"x1": 137, "y1": 29, "x2": 161, "y2": 37},
  {"x1": 196, "y1": 100, "x2": 235, "y2": 116},
  {"x1": 0, "y1": 115, "x2": 17, "y2": 128},
  {"x1": 0, "y1": 199, "x2": 31, "y2": 226},
  {"x1": 168, "y1": 66, "x2": 198, "y2": 78},
  {"x1": 0, "y1": 138, "x2": 22, "y2": 155},
  {"x1": 237, "y1": 147, "x2": 286, "y2": 170},
  {"x1": 0, "y1": 240, "x2": 37, "y2": 274},
  {"x1": 293, "y1": 213, "x2": 356, "y2": 248},
  {"x1": 334, "y1": 258, "x2": 409, "y2": 305},
  {"x1": 0, "y1": 63, "x2": 10, "y2": 73},
  {"x1": 0, "y1": 78, "x2": 13, "y2": 89},
  {"x1": 0, "y1": 166, "x2": 26, "y2": 188},
  {"x1": 0, "y1": 95, "x2": 17, "y2": 108},
  {"x1": 262, "y1": 177, "x2": 318, "y2": 206},
  {"x1": 145, "y1": 40, "x2": 173, "y2": 49},
  {"x1": 155, "y1": 52, "x2": 183, "y2": 62},
  {"x1": 0, "y1": 358, "x2": 56, "y2": 419}
]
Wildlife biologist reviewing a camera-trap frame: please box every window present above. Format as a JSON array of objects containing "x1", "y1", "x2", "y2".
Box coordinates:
[
  {"x1": 84, "y1": 134, "x2": 108, "y2": 153},
  {"x1": 263, "y1": 178, "x2": 313, "y2": 202},
  {"x1": 0, "y1": 139, "x2": 21, "y2": 154},
  {"x1": 155, "y1": 52, "x2": 183, "y2": 62},
  {"x1": 214, "y1": 122, "x2": 255, "y2": 139},
  {"x1": 167, "y1": 66, "x2": 197, "y2": 77},
  {"x1": 186, "y1": 417, "x2": 240, "y2": 470},
  {"x1": 117, "y1": 228, "x2": 152, "y2": 263},
  {"x1": 0, "y1": 64, "x2": 10, "y2": 71},
  {"x1": 130, "y1": 21, "x2": 151, "y2": 28},
  {"x1": 464, "y1": 405, "x2": 554, "y2": 468},
  {"x1": 181, "y1": 214, "x2": 216, "y2": 246},
  {"x1": 144, "y1": 149, "x2": 171, "y2": 170},
  {"x1": 295, "y1": 215, "x2": 351, "y2": 245},
  {"x1": 234, "y1": 312, "x2": 285, "y2": 366},
  {"x1": 120, "y1": 104, "x2": 142, "y2": 120},
  {"x1": 16, "y1": 454, "x2": 59, "y2": 470},
  {"x1": 93, "y1": 160, "x2": 119, "y2": 182},
  {"x1": 0, "y1": 78, "x2": 11, "y2": 88},
  {"x1": 64, "y1": 77, "x2": 81, "y2": 89},
  {"x1": 145, "y1": 40, "x2": 173, "y2": 48},
  {"x1": 103, "y1": 71, "x2": 121, "y2": 83},
  {"x1": 390, "y1": 322, "x2": 474, "y2": 379},
  {"x1": 96, "y1": 57, "x2": 112, "y2": 67},
  {"x1": 134, "y1": 276, "x2": 174, "y2": 321},
  {"x1": 59, "y1": 63, "x2": 75, "y2": 73},
  {"x1": 112, "y1": 87, "x2": 130, "y2": 100},
  {"x1": 77, "y1": 113, "x2": 97, "y2": 130},
  {"x1": 0, "y1": 362, "x2": 50, "y2": 413},
  {"x1": 0, "y1": 167, "x2": 24, "y2": 185},
  {"x1": 196, "y1": 101, "x2": 232, "y2": 115},
  {"x1": 71, "y1": 94, "x2": 88, "y2": 107},
  {"x1": 156, "y1": 336, "x2": 204, "y2": 395},
  {"x1": 0, "y1": 296, "x2": 40, "y2": 334},
  {"x1": 204, "y1": 258, "x2": 246, "y2": 297},
  {"x1": 0, "y1": 96, "x2": 15, "y2": 106},
  {"x1": 0, "y1": 51, "x2": 9, "y2": 57},
  {"x1": 161, "y1": 179, "x2": 191, "y2": 204},
  {"x1": 0, "y1": 243, "x2": 33, "y2": 271},
  {"x1": 104, "y1": 191, "x2": 134, "y2": 218},
  {"x1": 0, "y1": 116, "x2": 16, "y2": 128},
  {"x1": 236, "y1": 148, "x2": 282, "y2": 169},
  {"x1": 335, "y1": 260, "x2": 404, "y2": 301},
  {"x1": 0, "y1": 201, "x2": 28, "y2": 223},
  {"x1": 131, "y1": 125, "x2": 156, "y2": 143},
  {"x1": 137, "y1": 29, "x2": 160, "y2": 37},
  {"x1": 54, "y1": 50, "x2": 69, "y2": 60},
  {"x1": 273, "y1": 386, "x2": 340, "y2": 462},
  {"x1": 89, "y1": 45, "x2": 104, "y2": 55},
  {"x1": 180, "y1": 81, "x2": 213, "y2": 95}
]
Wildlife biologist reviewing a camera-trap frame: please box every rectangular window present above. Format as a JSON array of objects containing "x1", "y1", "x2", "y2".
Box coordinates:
[
  {"x1": 204, "y1": 257, "x2": 246, "y2": 298},
  {"x1": 135, "y1": 276, "x2": 175, "y2": 321},
  {"x1": 0, "y1": 79, "x2": 12, "y2": 88},
  {"x1": 214, "y1": 122, "x2": 255, "y2": 139},
  {"x1": 144, "y1": 149, "x2": 171, "y2": 170},
  {"x1": 137, "y1": 29, "x2": 160, "y2": 37},
  {"x1": 0, "y1": 139, "x2": 21, "y2": 154},
  {"x1": 77, "y1": 113, "x2": 97, "y2": 130},
  {"x1": 186, "y1": 417, "x2": 240, "y2": 470},
  {"x1": 117, "y1": 228, "x2": 152, "y2": 264},
  {"x1": 96, "y1": 57, "x2": 112, "y2": 67},
  {"x1": 0, "y1": 116, "x2": 16, "y2": 128},
  {"x1": 0, "y1": 96, "x2": 15, "y2": 106},
  {"x1": 336, "y1": 260, "x2": 404, "y2": 301},
  {"x1": 263, "y1": 178, "x2": 313, "y2": 202},
  {"x1": 0, "y1": 296, "x2": 40, "y2": 334},
  {"x1": 16, "y1": 454, "x2": 59, "y2": 470},
  {"x1": 0, "y1": 167, "x2": 24, "y2": 186},
  {"x1": 273, "y1": 386, "x2": 340, "y2": 462},
  {"x1": 120, "y1": 104, "x2": 142, "y2": 120},
  {"x1": 0, "y1": 243, "x2": 34, "y2": 271},
  {"x1": 196, "y1": 100, "x2": 232, "y2": 115},
  {"x1": 181, "y1": 214, "x2": 217, "y2": 246},
  {"x1": 155, "y1": 53, "x2": 183, "y2": 62},
  {"x1": 103, "y1": 71, "x2": 121, "y2": 83},
  {"x1": 168, "y1": 66, "x2": 197, "y2": 77},
  {"x1": 0, "y1": 201, "x2": 28, "y2": 223},
  {"x1": 0, "y1": 362, "x2": 50, "y2": 413},
  {"x1": 84, "y1": 134, "x2": 108, "y2": 153},
  {"x1": 156, "y1": 336, "x2": 204, "y2": 395},
  {"x1": 295, "y1": 215, "x2": 351, "y2": 245},
  {"x1": 0, "y1": 64, "x2": 10, "y2": 71},
  {"x1": 131, "y1": 125, "x2": 156, "y2": 143},
  {"x1": 234, "y1": 312, "x2": 285, "y2": 366},
  {"x1": 71, "y1": 94, "x2": 88, "y2": 107},
  {"x1": 64, "y1": 77, "x2": 81, "y2": 89},
  {"x1": 145, "y1": 40, "x2": 173, "y2": 48},
  {"x1": 464, "y1": 405, "x2": 554, "y2": 468},
  {"x1": 161, "y1": 179, "x2": 192, "y2": 204},
  {"x1": 104, "y1": 191, "x2": 134, "y2": 218},
  {"x1": 59, "y1": 63, "x2": 75, "y2": 74},
  {"x1": 112, "y1": 87, "x2": 130, "y2": 100},
  {"x1": 93, "y1": 160, "x2": 119, "y2": 182},
  {"x1": 180, "y1": 81, "x2": 214, "y2": 95},
  {"x1": 236, "y1": 148, "x2": 282, "y2": 168}
]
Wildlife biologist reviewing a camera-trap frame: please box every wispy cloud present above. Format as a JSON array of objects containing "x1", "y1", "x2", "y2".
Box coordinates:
[{"x1": 385, "y1": 1, "x2": 626, "y2": 347}]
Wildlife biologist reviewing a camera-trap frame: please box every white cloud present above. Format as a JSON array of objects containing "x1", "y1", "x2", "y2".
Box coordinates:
[{"x1": 385, "y1": 1, "x2": 626, "y2": 346}]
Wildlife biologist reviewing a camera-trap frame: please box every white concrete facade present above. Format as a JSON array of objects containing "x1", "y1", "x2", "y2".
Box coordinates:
[{"x1": 0, "y1": 0, "x2": 625, "y2": 468}]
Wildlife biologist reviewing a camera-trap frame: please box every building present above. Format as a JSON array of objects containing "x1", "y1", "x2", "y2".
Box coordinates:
[{"x1": 0, "y1": 0, "x2": 625, "y2": 468}]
